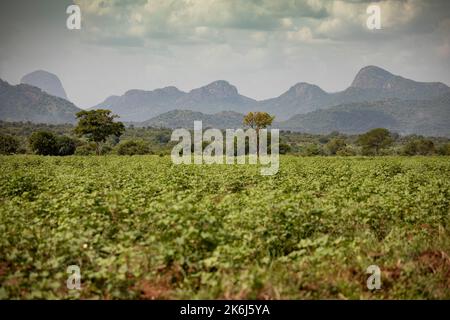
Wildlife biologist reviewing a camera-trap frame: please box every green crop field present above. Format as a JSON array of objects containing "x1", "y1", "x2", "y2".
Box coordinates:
[{"x1": 0, "y1": 155, "x2": 449, "y2": 299}]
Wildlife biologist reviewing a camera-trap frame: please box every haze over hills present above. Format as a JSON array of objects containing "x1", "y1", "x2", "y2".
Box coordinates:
[
  {"x1": 91, "y1": 65, "x2": 450, "y2": 122},
  {"x1": 260, "y1": 66, "x2": 450, "y2": 120},
  {"x1": 350, "y1": 66, "x2": 449, "y2": 97},
  {"x1": 0, "y1": 79, "x2": 81, "y2": 124},
  {"x1": 135, "y1": 92, "x2": 450, "y2": 137},
  {"x1": 280, "y1": 93, "x2": 450, "y2": 137},
  {"x1": 1, "y1": 65, "x2": 449, "y2": 136},
  {"x1": 21, "y1": 70, "x2": 68, "y2": 100},
  {"x1": 92, "y1": 80, "x2": 256, "y2": 122}
]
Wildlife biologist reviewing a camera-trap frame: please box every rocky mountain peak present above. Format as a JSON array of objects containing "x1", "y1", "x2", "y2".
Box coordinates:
[
  {"x1": 20, "y1": 70, "x2": 68, "y2": 100},
  {"x1": 288, "y1": 82, "x2": 326, "y2": 97},
  {"x1": 351, "y1": 65, "x2": 395, "y2": 89},
  {"x1": 191, "y1": 80, "x2": 239, "y2": 98}
]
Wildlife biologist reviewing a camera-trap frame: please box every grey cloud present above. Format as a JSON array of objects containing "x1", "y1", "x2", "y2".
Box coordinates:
[{"x1": 0, "y1": 0, "x2": 449, "y2": 108}]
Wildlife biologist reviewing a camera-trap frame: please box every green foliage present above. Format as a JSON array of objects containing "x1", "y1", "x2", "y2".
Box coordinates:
[
  {"x1": 56, "y1": 136, "x2": 77, "y2": 156},
  {"x1": 116, "y1": 140, "x2": 151, "y2": 155},
  {"x1": 336, "y1": 145, "x2": 358, "y2": 156},
  {"x1": 325, "y1": 138, "x2": 346, "y2": 155},
  {"x1": 1, "y1": 173, "x2": 38, "y2": 198},
  {"x1": 357, "y1": 128, "x2": 393, "y2": 155},
  {"x1": 279, "y1": 143, "x2": 291, "y2": 155},
  {"x1": 3, "y1": 121, "x2": 449, "y2": 157},
  {"x1": 1, "y1": 156, "x2": 449, "y2": 299},
  {"x1": 403, "y1": 138, "x2": 435, "y2": 155},
  {"x1": 75, "y1": 143, "x2": 97, "y2": 156},
  {"x1": 74, "y1": 110, "x2": 125, "y2": 155},
  {"x1": 302, "y1": 143, "x2": 323, "y2": 156},
  {"x1": 243, "y1": 111, "x2": 275, "y2": 129},
  {"x1": 436, "y1": 143, "x2": 450, "y2": 156},
  {"x1": 0, "y1": 133, "x2": 19, "y2": 154},
  {"x1": 29, "y1": 131, "x2": 76, "y2": 156},
  {"x1": 29, "y1": 131, "x2": 58, "y2": 155}
]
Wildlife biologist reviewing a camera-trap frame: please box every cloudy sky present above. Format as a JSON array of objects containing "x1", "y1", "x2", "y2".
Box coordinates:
[{"x1": 0, "y1": 0, "x2": 449, "y2": 108}]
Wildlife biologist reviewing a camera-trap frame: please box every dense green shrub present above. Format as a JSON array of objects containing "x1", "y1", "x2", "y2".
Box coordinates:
[
  {"x1": 116, "y1": 140, "x2": 151, "y2": 155},
  {"x1": 403, "y1": 138, "x2": 435, "y2": 155},
  {"x1": 325, "y1": 138, "x2": 346, "y2": 155},
  {"x1": 56, "y1": 136, "x2": 77, "y2": 156},
  {"x1": 75, "y1": 143, "x2": 97, "y2": 155},
  {"x1": 278, "y1": 143, "x2": 291, "y2": 155},
  {"x1": 436, "y1": 143, "x2": 450, "y2": 156},
  {"x1": 0, "y1": 133, "x2": 20, "y2": 154},
  {"x1": 29, "y1": 131, "x2": 58, "y2": 155},
  {"x1": 301, "y1": 143, "x2": 323, "y2": 156},
  {"x1": 29, "y1": 131, "x2": 77, "y2": 156}
]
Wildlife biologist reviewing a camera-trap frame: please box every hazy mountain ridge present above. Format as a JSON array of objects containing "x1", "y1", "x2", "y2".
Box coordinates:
[
  {"x1": 91, "y1": 65, "x2": 450, "y2": 122},
  {"x1": 262, "y1": 66, "x2": 450, "y2": 120},
  {"x1": 1, "y1": 65, "x2": 449, "y2": 136},
  {"x1": 21, "y1": 70, "x2": 68, "y2": 100},
  {"x1": 92, "y1": 80, "x2": 256, "y2": 122},
  {"x1": 280, "y1": 93, "x2": 450, "y2": 137},
  {"x1": 131, "y1": 92, "x2": 449, "y2": 137},
  {"x1": 0, "y1": 79, "x2": 81, "y2": 124},
  {"x1": 351, "y1": 66, "x2": 449, "y2": 97}
]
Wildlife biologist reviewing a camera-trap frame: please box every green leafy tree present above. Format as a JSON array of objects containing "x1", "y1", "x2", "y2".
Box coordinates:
[
  {"x1": 29, "y1": 131, "x2": 58, "y2": 155},
  {"x1": 403, "y1": 138, "x2": 435, "y2": 155},
  {"x1": 74, "y1": 109, "x2": 125, "y2": 155},
  {"x1": 325, "y1": 138, "x2": 346, "y2": 155},
  {"x1": 357, "y1": 128, "x2": 393, "y2": 155},
  {"x1": 243, "y1": 111, "x2": 275, "y2": 156},
  {"x1": 243, "y1": 111, "x2": 275, "y2": 130},
  {"x1": 0, "y1": 133, "x2": 20, "y2": 154}
]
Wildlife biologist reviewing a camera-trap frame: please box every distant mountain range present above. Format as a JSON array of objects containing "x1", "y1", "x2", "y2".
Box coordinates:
[
  {"x1": 0, "y1": 65, "x2": 449, "y2": 137},
  {"x1": 92, "y1": 80, "x2": 256, "y2": 122},
  {"x1": 0, "y1": 79, "x2": 80, "y2": 124},
  {"x1": 280, "y1": 94, "x2": 450, "y2": 137},
  {"x1": 92, "y1": 66, "x2": 450, "y2": 122},
  {"x1": 132, "y1": 93, "x2": 450, "y2": 137}
]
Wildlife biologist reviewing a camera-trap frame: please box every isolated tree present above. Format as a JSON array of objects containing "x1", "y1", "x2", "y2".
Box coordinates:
[
  {"x1": 243, "y1": 112, "x2": 275, "y2": 156},
  {"x1": 29, "y1": 131, "x2": 58, "y2": 155},
  {"x1": 243, "y1": 112, "x2": 274, "y2": 130},
  {"x1": 357, "y1": 128, "x2": 393, "y2": 155},
  {"x1": 74, "y1": 109, "x2": 124, "y2": 155}
]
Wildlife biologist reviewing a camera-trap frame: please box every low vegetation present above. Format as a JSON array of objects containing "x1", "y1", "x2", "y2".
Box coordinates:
[
  {"x1": 0, "y1": 156, "x2": 449, "y2": 299},
  {"x1": 1, "y1": 121, "x2": 449, "y2": 157}
]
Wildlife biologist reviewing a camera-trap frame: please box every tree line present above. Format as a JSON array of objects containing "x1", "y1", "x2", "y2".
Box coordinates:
[{"x1": 1, "y1": 110, "x2": 449, "y2": 156}]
